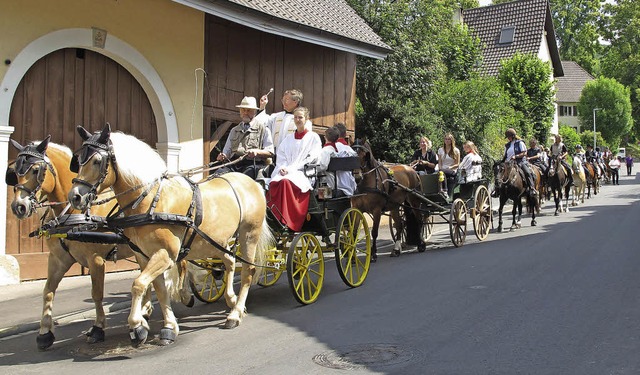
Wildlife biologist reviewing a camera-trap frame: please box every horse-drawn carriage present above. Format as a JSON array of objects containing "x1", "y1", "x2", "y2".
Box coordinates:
[
  {"x1": 389, "y1": 172, "x2": 492, "y2": 248},
  {"x1": 188, "y1": 156, "x2": 372, "y2": 306}
]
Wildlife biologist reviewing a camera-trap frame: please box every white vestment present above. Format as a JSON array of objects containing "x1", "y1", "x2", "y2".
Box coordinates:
[
  {"x1": 318, "y1": 143, "x2": 357, "y2": 196},
  {"x1": 270, "y1": 131, "x2": 322, "y2": 192},
  {"x1": 268, "y1": 111, "x2": 313, "y2": 150}
]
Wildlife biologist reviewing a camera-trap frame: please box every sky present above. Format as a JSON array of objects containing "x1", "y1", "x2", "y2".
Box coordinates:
[{"x1": 479, "y1": 0, "x2": 492, "y2": 5}]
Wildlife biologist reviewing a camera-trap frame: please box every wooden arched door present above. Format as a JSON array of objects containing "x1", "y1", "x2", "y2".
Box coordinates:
[{"x1": 6, "y1": 48, "x2": 157, "y2": 280}]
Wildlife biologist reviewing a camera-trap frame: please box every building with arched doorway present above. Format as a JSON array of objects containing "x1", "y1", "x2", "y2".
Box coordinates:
[{"x1": 0, "y1": 0, "x2": 390, "y2": 283}]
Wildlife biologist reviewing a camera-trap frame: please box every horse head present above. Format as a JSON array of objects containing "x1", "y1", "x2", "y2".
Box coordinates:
[
  {"x1": 548, "y1": 155, "x2": 558, "y2": 177},
  {"x1": 68, "y1": 123, "x2": 116, "y2": 211},
  {"x1": 6, "y1": 136, "x2": 58, "y2": 219}
]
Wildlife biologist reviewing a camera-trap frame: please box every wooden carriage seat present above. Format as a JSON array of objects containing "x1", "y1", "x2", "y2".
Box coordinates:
[{"x1": 420, "y1": 173, "x2": 441, "y2": 195}]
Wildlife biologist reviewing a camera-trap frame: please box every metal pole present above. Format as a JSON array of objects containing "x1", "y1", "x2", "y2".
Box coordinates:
[{"x1": 593, "y1": 108, "x2": 601, "y2": 150}]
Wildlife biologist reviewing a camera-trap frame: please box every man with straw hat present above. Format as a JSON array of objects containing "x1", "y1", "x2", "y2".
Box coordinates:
[{"x1": 216, "y1": 96, "x2": 274, "y2": 179}]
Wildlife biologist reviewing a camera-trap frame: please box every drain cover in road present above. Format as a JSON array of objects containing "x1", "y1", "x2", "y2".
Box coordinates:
[{"x1": 313, "y1": 343, "x2": 416, "y2": 370}]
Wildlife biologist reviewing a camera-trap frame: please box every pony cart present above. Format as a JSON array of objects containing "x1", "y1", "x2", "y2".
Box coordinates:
[
  {"x1": 188, "y1": 156, "x2": 372, "y2": 305},
  {"x1": 390, "y1": 172, "x2": 492, "y2": 248}
]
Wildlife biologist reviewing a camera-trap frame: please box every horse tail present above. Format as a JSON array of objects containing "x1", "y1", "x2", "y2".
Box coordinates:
[
  {"x1": 164, "y1": 264, "x2": 182, "y2": 302},
  {"x1": 253, "y1": 217, "x2": 275, "y2": 284}
]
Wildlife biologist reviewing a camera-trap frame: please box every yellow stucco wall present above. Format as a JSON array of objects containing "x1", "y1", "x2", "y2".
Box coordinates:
[{"x1": 0, "y1": 0, "x2": 204, "y2": 147}]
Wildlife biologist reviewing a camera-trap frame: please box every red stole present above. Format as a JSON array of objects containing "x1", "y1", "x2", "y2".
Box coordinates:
[
  {"x1": 294, "y1": 130, "x2": 308, "y2": 140},
  {"x1": 324, "y1": 142, "x2": 338, "y2": 152}
]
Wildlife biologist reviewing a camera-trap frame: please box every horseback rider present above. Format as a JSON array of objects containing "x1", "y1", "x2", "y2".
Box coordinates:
[
  {"x1": 549, "y1": 134, "x2": 574, "y2": 187},
  {"x1": 502, "y1": 128, "x2": 538, "y2": 198},
  {"x1": 527, "y1": 138, "x2": 548, "y2": 171},
  {"x1": 585, "y1": 145, "x2": 596, "y2": 163}
]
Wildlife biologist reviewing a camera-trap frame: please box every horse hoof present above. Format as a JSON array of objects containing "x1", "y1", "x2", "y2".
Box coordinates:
[
  {"x1": 85, "y1": 325, "x2": 105, "y2": 344},
  {"x1": 183, "y1": 295, "x2": 195, "y2": 308},
  {"x1": 531, "y1": 221, "x2": 537, "y2": 227},
  {"x1": 224, "y1": 319, "x2": 240, "y2": 329},
  {"x1": 129, "y1": 325, "x2": 149, "y2": 347},
  {"x1": 158, "y1": 327, "x2": 177, "y2": 346},
  {"x1": 36, "y1": 331, "x2": 55, "y2": 351},
  {"x1": 390, "y1": 250, "x2": 400, "y2": 257},
  {"x1": 554, "y1": 212, "x2": 559, "y2": 216},
  {"x1": 417, "y1": 243, "x2": 426, "y2": 253}
]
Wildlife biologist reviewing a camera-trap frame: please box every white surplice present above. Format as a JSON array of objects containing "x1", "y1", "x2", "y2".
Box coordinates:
[{"x1": 270, "y1": 131, "x2": 322, "y2": 192}]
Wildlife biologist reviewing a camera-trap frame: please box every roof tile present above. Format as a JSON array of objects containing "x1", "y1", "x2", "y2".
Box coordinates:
[{"x1": 556, "y1": 61, "x2": 594, "y2": 103}]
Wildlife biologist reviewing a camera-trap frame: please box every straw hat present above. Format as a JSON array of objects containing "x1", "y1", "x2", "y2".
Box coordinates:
[{"x1": 235, "y1": 96, "x2": 260, "y2": 110}]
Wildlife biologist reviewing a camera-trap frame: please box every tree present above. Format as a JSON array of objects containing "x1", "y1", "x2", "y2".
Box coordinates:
[
  {"x1": 577, "y1": 77, "x2": 633, "y2": 149},
  {"x1": 497, "y1": 53, "x2": 556, "y2": 144},
  {"x1": 347, "y1": 0, "x2": 482, "y2": 162},
  {"x1": 600, "y1": 0, "x2": 640, "y2": 140},
  {"x1": 558, "y1": 124, "x2": 581, "y2": 155},
  {"x1": 432, "y1": 77, "x2": 517, "y2": 165},
  {"x1": 549, "y1": 0, "x2": 603, "y2": 75},
  {"x1": 578, "y1": 130, "x2": 608, "y2": 151}
]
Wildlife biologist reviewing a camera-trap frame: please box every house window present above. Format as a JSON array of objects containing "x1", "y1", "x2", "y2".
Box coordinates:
[
  {"x1": 499, "y1": 26, "x2": 516, "y2": 44},
  {"x1": 559, "y1": 105, "x2": 578, "y2": 116}
]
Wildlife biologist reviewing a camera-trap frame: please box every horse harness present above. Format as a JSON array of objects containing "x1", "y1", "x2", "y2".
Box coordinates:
[
  {"x1": 71, "y1": 136, "x2": 254, "y2": 265},
  {"x1": 6, "y1": 147, "x2": 57, "y2": 215}
]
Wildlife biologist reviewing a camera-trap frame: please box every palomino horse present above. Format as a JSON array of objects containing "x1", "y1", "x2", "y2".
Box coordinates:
[
  {"x1": 547, "y1": 155, "x2": 572, "y2": 215},
  {"x1": 571, "y1": 156, "x2": 586, "y2": 206},
  {"x1": 350, "y1": 140, "x2": 422, "y2": 260},
  {"x1": 6, "y1": 136, "x2": 165, "y2": 350},
  {"x1": 493, "y1": 160, "x2": 539, "y2": 231},
  {"x1": 67, "y1": 124, "x2": 273, "y2": 346}
]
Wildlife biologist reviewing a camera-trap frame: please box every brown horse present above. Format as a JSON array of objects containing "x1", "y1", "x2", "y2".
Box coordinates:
[
  {"x1": 547, "y1": 155, "x2": 572, "y2": 215},
  {"x1": 582, "y1": 161, "x2": 599, "y2": 198},
  {"x1": 493, "y1": 160, "x2": 539, "y2": 231},
  {"x1": 67, "y1": 124, "x2": 273, "y2": 346},
  {"x1": 5, "y1": 137, "x2": 178, "y2": 350},
  {"x1": 350, "y1": 140, "x2": 422, "y2": 260}
]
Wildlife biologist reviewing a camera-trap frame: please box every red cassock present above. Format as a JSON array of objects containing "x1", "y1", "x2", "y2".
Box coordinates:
[{"x1": 267, "y1": 179, "x2": 310, "y2": 231}]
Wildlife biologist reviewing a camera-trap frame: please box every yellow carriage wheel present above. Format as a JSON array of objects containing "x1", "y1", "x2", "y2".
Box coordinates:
[
  {"x1": 188, "y1": 259, "x2": 226, "y2": 303},
  {"x1": 257, "y1": 245, "x2": 285, "y2": 287},
  {"x1": 472, "y1": 185, "x2": 492, "y2": 241},
  {"x1": 449, "y1": 198, "x2": 467, "y2": 248},
  {"x1": 335, "y1": 208, "x2": 371, "y2": 288},
  {"x1": 286, "y1": 232, "x2": 324, "y2": 305}
]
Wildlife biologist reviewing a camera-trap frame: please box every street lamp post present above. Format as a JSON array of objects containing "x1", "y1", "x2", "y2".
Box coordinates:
[{"x1": 593, "y1": 108, "x2": 602, "y2": 150}]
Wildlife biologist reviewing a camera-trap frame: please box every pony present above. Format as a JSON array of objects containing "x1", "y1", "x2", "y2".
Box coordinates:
[
  {"x1": 493, "y1": 159, "x2": 539, "y2": 232},
  {"x1": 546, "y1": 155, "x2": 572, "y2": 215},
  {"x1": 5, "y1": 136, "x2": 182, "y2": 350},
  {"x1": 571, "y1": 155, "x2": 586, "y2": 206},
  {"x1": 350, "y1": 140, "x2": 423, "y2": 260},
  {"x1": 67, "y1": 124, "x2": 273, "y2": 346}
]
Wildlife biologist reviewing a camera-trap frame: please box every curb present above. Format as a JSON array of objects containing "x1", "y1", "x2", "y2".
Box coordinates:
[{"x1": 0, "y1": 300, "x2": 132, "y2": 339}]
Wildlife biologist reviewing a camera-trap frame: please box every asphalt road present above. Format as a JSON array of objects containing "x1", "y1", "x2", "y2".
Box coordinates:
[{"x1": 1, "y1": 175, "x2": 639, "y2": 374}]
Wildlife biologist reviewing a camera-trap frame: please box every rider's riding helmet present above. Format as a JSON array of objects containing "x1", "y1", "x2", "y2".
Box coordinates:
[
  {"x1": 575, "y1": 144, "x2": 582, "y2": 149},
  {"x1": 505, "y1": 128, "x2": 517, "y2": 138}
]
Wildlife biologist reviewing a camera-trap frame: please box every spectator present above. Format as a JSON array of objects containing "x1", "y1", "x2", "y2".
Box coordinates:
[
  {"x1": 609, "y1": 156, "x2": 621, "y2": 185},
  {"x1": 625, "y1": 155, "x2": 634, "y2": 176}
]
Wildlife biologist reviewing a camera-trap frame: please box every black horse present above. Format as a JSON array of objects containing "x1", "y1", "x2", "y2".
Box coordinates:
[
  {"x1": 547, "y1": 155, "x2": 572, "y2": 215},
  {"x1": 493, "y1": 160, "x2": 539, "y2": 232}
]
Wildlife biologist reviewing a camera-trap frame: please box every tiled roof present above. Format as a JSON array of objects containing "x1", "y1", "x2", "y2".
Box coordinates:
[
  {"x1": 229, "y1": 0, "x2": 390, "y2": 50},
  {"x1": 462, "y1": 0, "x2": 562, "y2": 77},
  {"x1": 556, "y1": 61, "x2": 594, "y2": 103},
  {"x1": 175, "y1": 0, "x2": 391, "y2": 58}
]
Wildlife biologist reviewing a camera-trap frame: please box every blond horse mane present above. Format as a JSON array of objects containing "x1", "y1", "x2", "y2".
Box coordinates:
[{"x1": 109, "y1": 132, "x2": 167, "y2": 187}]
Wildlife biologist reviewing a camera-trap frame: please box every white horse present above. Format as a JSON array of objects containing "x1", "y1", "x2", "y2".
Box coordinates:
[{"x1": 572, "y1": 156, "x2": 586, "y2": 206}]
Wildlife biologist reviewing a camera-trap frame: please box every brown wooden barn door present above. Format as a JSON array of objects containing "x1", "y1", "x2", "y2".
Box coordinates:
[{"x1": 6, "y1": 48, "x2": 157, "y2": 280}]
